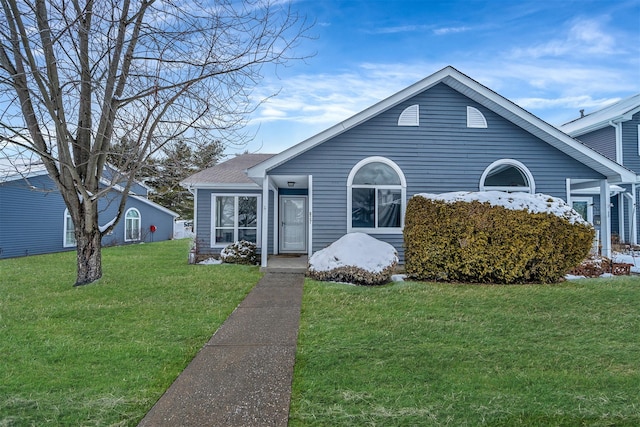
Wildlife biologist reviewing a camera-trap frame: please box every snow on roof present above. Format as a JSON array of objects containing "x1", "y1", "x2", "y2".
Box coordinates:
[
  {"x1": 181, "y1": 153, "x2": 275, "y2": 187},
  {"x1": 0, "y1": 159, "x2": 48, "y2": 183},
  {"x1": 414, "y1": 191, "x2": 589, "y2": 225},
  {"x1": 561, "y1": 93, "x2": 640, "y2": 136}
]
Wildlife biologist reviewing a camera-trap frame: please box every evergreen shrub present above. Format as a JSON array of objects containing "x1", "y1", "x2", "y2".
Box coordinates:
[
  {"x1": 220, "y1": 240, "x2": 259, "y2": 265},
  {"x1": 404, "y1": 196, "x2": 594, "y2": 284}
]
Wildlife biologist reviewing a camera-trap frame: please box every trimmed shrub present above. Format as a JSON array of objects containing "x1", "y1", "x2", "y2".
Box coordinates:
[
  {"x1": 404, "y1": 195, "x2": 594, "y2": 284},
  {"x1": 220, "y1": 240, "x2": 259, "y2": 265}
]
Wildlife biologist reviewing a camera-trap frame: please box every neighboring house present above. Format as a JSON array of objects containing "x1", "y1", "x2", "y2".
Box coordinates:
[
  {"x1": 181, "y1": 66, "x2": 635, "y2": 266},
  {"x1": 560, "y1": 94, "x2": 640, "y2": 246},
  {"x1": 0, "y1": 165, "x2": 179, "y2": 259}
]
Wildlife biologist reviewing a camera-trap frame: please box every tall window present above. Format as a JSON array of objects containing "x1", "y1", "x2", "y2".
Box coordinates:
[
  {"x1": 212, "y1": 195, "x2": 260, "y2": 246},
  {"x1": 64, "y1": 209, "x2": 76, "y2": 247},
  {"x1": 347, "y1": 157, "x2": 406, "y2": 233},
  {"x1": 480, "y1": 159, "x2": 535, "y2": 193},
  {"x1": 125, "y1": 208, "x2": 141, "y2": 241}
]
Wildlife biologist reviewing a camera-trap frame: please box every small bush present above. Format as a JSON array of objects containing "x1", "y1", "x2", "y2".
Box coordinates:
[
  {"x1": 220, "y1": 240, "x2": 259, "y2": 265},
  {"x1": 307, "y1": 233, "x2": 398, "y2": 286},
  {"x1": 404, "y1": 196, "x2": 594, "y2": 284}
]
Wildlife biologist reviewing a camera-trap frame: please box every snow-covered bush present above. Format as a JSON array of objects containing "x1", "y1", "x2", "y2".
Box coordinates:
[
  {"x1": 404, "y1": 191, "x2": 594, "y2": 284},
  {"x1": 220, "y1": 240, "x2": 259, "y2": 265},
  {"x1": 308, "y1": 233, "x2": 398, "y2": 286}
]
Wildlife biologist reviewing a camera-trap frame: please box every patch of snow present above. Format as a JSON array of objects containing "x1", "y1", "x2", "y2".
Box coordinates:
[
  {"x1": 414, "y1": 191, "x2": 589, "y2": 225},
  {"x1": 565, "y1": 274, "x2": 586, "y2": 280},
  {"x1": 391, "y1": 274, "x2": 406, "y2": 282},
  {"x1": 600, "y1": 273, "x2": 614, "y2": 278},
  {"x1": 308, "y1": 232, "x2": 398, "y2": 274},
  {"x1": 612, "y1": 252, "x2": 640, "y2": 274},
  {"x1": 198, "y1": 257, "x2": 222, "y2": 265},
  {"x1": 99, "y1": 217, "x2": 117, "y2": 232}
]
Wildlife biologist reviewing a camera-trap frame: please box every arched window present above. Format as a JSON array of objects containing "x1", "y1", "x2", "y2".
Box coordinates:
[
  {"x1": 347, "y1": 157, "x2": 406, "y2": 233},
  {"x1": 63, "y1": 209, "x2": 76, "y2": 247},
  {"x1": 125, "y1": 208, "x2": 141, "y2": 241},
  {"x1": 480, "y1": 159, "x2": 535, "y2": 193}
]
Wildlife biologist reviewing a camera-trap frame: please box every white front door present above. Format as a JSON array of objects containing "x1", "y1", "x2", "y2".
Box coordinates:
[{"x1": 280, "y1": 196, "x2": 307, "y2": 253}]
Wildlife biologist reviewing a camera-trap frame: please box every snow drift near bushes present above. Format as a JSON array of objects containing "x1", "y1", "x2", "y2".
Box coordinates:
[{"x1": 308, "y1": 233, "x2": 398, "y2": 285}]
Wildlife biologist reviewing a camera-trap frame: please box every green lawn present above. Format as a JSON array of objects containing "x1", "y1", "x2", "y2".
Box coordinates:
[
  {"x1": 290, "y1": 278, "x2": 640, "y2": 426},
  {"x1": 3, "y1": 242, "x2": 640, "y2": 426},
  {"x1": 0, "y1": 239, "x2": 261, "y2": 426}
]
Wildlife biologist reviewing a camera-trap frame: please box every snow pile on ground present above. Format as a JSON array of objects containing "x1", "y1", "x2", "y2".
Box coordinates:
[
  {"x1": 612, "y1": 252, "x2": 640, "y2": 274},
  {"x1": 414, "y1": 191, "x2": 589, "y2": 225},
  {"x1": 198, "y1": 257, "x2": 222, "y2": 265},
  {"x1": 308, "y1": 233, "x2": 398, "y2": 285}
]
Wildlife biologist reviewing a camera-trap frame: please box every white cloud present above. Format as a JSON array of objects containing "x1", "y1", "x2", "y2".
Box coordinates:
[
  {"x1": 433, "y1": 26, "x2": 470, "y2": 36},
  {"x1": 511, "y1": 17, "x2": 617, "y2": 59}
]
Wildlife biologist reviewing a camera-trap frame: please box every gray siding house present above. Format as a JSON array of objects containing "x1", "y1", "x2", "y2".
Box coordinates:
[
  {"x1": 0, "y1": 166, "x2": 179, "y2": 259},
  {"x1": 561, "y1": 94, "x2": 640, "y2": 246},
  {"x1": 182, "y1": 66, "x2": 635, "y2": 266}
]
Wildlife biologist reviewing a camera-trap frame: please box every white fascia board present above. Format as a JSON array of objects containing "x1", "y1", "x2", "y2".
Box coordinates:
[
  {"x1": 179, "y1": 182, "x2": 260, "y2": 190},
  {"x1": 0, "y1": 168, "x2": 49, "y2": 183},
  {"x1": 561, "y1": 98, "x2": 640, "y2": 136}
]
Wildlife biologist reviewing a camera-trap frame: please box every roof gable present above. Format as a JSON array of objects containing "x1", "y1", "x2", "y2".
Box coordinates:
[
  {"x1": 247, "y1": 66, "x2": 635, "y2": 183},
  {"x1": 561, "y1": 93, "x2": 640, "y2": 136}
]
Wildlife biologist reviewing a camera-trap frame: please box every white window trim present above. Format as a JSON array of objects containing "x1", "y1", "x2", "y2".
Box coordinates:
[
  {"x1": 479, "y1": 159, "x2": 535, "y2": 193},
  {"x1": 63, "y1": 209, "x2": 76, "y2": 247},
  {"x1": 571, "y1": 197, "x2": 594, "y2": 224},
  {"x1": 124, "y1": 207, "x2": 141, "y2": 242},
  {"x1": 347, "y1": 156, "x2": 407, "y2": 234},
  {"x1": 210, "y1": 194, "x2": 262, "y2": 248}
]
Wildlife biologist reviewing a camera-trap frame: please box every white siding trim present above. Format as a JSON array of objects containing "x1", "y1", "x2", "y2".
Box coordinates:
[
  {"x1": 637, "y1": 124, "x2": 640, "y2": 156},
  {"x1": 398, "y1": 104, "x2": 419, "y2": 126},
  {"x1": 308, "y1": 174, "x2": 313, "y2": 258},
  {"x1": 467, "y1": 106, "x2": 487, "y2": 128}
]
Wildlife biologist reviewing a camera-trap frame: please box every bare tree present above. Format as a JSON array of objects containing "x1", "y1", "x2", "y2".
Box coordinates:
[{"x1": 0, "y1": 0, "x2": 310, "y2": 285}]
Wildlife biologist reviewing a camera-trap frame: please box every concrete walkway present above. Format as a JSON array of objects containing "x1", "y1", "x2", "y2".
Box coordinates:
[{"x1": 138, "y1": 272, "x2": 305, "y2": 427}]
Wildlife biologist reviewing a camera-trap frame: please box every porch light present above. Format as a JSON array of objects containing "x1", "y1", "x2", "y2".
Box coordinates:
[{"x1": 287, "y1": 181, "x2": 295, "y2": 187}]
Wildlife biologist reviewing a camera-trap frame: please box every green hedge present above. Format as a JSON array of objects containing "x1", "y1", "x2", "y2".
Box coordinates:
[{"x1": 404, "y1": 196, "x2": 594, "y2": 284}]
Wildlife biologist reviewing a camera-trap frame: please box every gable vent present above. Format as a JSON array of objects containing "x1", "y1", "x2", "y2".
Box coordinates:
[
  {"x1": 467, "y1": 106, "x2": 487, "y2": 128},
  {"x1": 398, "y1": 104, "x2": 419, "y2": 126}
]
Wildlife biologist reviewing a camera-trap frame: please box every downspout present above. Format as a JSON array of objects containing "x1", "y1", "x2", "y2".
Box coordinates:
[
  {"x1": 633, "y1": 184, "x2": 638, "y2": 246},
  {"x1": 600, "y1": 180, "x2": 611, "y2": 258},
  {"x1": 261, "y1": 176, "x2": 269, "y2": 268},
  {"x1": 610, "y1": 120, "x2": 623, "y2": 165},
  {"x1": 623, "y1": 191, "x2": 636, "y2": 245}
]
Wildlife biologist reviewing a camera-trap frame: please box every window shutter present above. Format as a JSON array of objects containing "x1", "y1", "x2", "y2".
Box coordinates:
[
  {"x1": 398, "y1": 104, "x2": 419, "y2": 126},
  {"x1": 467, "y1": 106, "x2": 487, "y2": 128}
]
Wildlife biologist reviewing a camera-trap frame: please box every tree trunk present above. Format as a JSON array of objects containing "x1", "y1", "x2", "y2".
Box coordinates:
[{"x1": 74, "y1": 225, "x2": 102, "y2": 286}]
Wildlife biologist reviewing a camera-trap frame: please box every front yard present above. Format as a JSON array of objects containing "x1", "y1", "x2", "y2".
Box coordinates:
[
  {"x1": 1, "y1": 240, "x2": 639, "y2": 426},
  {"x1": 0, "y1": 239, "x2": 260, "y2": 426},
  {"x1": 290, "y1": 278, "x2": 640, "y2": 426}
]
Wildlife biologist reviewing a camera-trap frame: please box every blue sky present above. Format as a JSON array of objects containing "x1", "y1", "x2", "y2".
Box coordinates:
[{"x1": 240, "y1": 0, "x2": 640, "y2": 154}]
